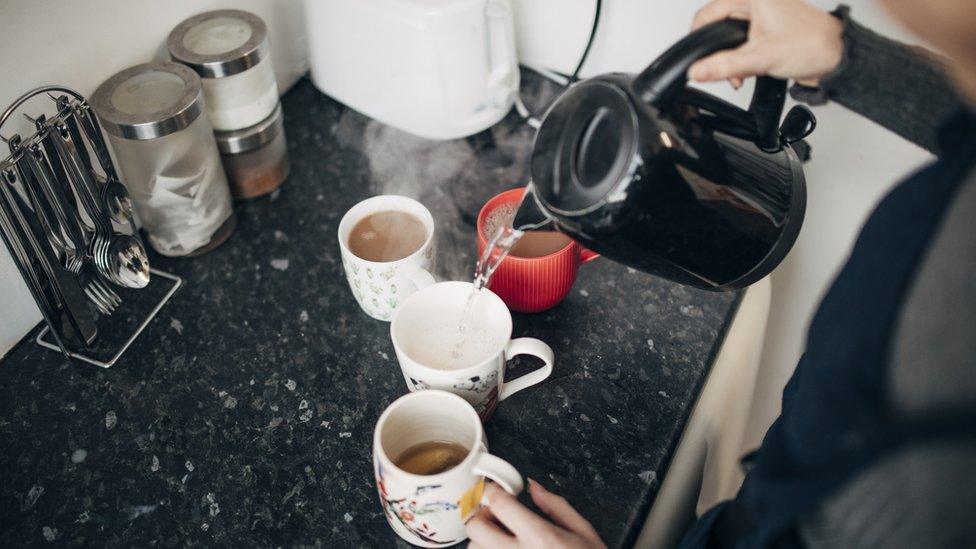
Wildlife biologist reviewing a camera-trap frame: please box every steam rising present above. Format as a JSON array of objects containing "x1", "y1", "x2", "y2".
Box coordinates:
[{"x1": 332, "y1": 71, "x2": 562, "y2": 282}]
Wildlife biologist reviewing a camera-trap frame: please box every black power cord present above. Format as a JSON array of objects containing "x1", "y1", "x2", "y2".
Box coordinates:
[
  {"x1": 515, "y1": 0, "x2": 603, "y2": 127},
  {"x1": 569, "y1": 0, "x2": 603, "y2": 83}
]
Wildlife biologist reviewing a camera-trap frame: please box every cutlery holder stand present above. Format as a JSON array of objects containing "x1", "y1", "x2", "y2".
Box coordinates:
[{"x1": 1, "y1": 85, "x2": 181, "y2": 367}]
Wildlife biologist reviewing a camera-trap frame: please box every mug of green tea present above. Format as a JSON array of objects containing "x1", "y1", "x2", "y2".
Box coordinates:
[{"x1": 373, "y1": 390, "x2": 523, "y2": 547}]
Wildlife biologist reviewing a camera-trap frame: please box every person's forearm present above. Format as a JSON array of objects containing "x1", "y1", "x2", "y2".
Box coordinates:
[{"x1": 791, "y1": 6, "x2": 962, "y2": 155}]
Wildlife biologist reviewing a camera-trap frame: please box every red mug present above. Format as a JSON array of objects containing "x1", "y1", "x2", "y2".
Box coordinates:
[{"x1": 477, "y1": 187, "x2": 598, "y2": 313}]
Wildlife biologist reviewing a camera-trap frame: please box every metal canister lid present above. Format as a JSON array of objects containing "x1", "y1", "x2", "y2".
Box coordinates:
[
  {"x1": 91, "y1": 62, "x2": 204, "y2": 140},
  {"x1": 168, "y1": 10, "x2": 269, "y2": 79},
  {"x1": 214, "y1": 103, "x2": 283, "y2": 154}
]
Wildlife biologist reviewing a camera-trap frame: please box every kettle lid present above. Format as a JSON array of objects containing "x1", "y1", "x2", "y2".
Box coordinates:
[{"x1": 531, "y1": 79, "x2": 639, "y2": 214}]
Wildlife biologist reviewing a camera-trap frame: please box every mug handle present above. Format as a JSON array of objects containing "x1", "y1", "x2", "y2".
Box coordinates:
[
  {"x1": 472, "y1": 452, "x2": 524, "y2": 496},
  {"x1": 499, "y1": 338, "x2": 554, "y2": 401},
  {"x1": 395, "y1": 265, "x2": 436, "y2": 297},
  {"x1": 580, "y1": 247, "x2": 600, "y2": 263}
]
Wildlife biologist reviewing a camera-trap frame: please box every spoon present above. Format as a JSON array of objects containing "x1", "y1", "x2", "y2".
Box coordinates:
[
  {"x1": 102, "y1": 181, "x2": 134, "y2": 225},
  {"x1": 104, "y1": 234, "x2": 150, "y2": 288}
]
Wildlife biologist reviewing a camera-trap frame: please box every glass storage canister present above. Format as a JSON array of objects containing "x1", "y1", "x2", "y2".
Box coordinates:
[
  {"x1": 215, "y1": 103, "x2": 290, "y2": 199},
  {"x1": 168, "y1": 9, "x2": 279, "y2": 132},
  {"x1": 91, "y1": 61, "x2": 235, "y2": 257}
]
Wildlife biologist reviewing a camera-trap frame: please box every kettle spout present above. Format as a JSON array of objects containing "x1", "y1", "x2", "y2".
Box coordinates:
[{"x1": 513, "y1": 185, "x2": 554, "y2": 232}]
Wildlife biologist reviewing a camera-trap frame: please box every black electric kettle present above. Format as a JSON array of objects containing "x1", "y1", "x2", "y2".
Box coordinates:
[{"x1": 514, "y1": 19, "x2": 816, "y2": 291}]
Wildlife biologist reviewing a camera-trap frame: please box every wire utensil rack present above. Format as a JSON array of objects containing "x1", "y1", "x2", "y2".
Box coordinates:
[{"x1": 0, "y1": 85, "x2": 181, "y2": 367}]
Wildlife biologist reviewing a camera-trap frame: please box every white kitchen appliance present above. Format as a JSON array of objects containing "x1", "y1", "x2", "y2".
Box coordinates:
[
  {"x1": 304, "y1": 0, "x2": 519, "y2": 140},
  {"x1": 510, "y1": 1, "x2": 711, "y2": 79}
]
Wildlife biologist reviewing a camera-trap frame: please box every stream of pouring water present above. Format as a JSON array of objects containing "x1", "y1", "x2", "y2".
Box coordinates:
[{"x1": 451, "y1": 223, "x2": 524, "y2": 360}]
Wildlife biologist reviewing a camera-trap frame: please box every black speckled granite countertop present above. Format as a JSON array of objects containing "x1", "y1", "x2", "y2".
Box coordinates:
[{"x1": 0, "y1": 75, "x2": 739, "y2": 548}]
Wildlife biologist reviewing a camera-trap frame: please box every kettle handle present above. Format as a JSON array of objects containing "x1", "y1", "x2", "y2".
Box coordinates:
[{"x1": 633, "y1": 19, "x2": 786, "y2": 152}]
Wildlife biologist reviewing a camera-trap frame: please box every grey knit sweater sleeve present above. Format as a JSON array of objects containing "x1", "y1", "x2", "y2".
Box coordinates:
[{"x1": 790, "y1": 6, "x2": 962, "y2": 154}]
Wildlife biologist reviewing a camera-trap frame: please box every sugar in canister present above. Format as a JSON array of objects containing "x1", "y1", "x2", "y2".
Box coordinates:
[
  {"x1": 91, "y1": 62, "x2": 235, "y2": 257},
  {"x1": 168, "y1": 10, "x2": 279, "y2": 132}
]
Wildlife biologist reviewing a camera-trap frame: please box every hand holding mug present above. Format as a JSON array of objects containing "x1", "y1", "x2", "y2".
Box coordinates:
[
  {"x1": 467, "y1": 481, "x2": 606, "y2": 549},
  {"x1": 373, "y1": 390, "x2": 524, "y2": 547}
]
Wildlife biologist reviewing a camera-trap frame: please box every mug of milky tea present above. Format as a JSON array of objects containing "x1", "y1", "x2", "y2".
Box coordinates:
[
  {"x1": 373, "y1": 390, "x2": 523, "y2": 547},
  {"x1": 338, "y1": 195, "x2": 436, "y2": 321},
  {"x1": 390, "y1": 281, "x2": 554, "y2": 420}
]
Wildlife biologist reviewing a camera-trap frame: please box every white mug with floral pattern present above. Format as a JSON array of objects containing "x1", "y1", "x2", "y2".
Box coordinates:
[
  {"x1": 373, "y1": 390, "x2": 523, "y2": 547},
  {"x1": 338, "y1": 195, "x2": 436, "y2": 321},
  {"x1": 391, "y1": 281, "x2": 555, "y2": 421}
]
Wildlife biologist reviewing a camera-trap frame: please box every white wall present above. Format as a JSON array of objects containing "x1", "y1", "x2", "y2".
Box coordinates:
[
  {"x1": 512, "y1": 0, "x2": 934, "y2": 447},
  {"x1": 0, "y1": 0, "x2": 308, "y2": 357}
]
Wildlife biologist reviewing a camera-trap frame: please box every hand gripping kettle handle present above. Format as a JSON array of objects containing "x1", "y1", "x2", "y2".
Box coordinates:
[{"x1": 632, "y1": 18, "x2": 787, "y2": 151}]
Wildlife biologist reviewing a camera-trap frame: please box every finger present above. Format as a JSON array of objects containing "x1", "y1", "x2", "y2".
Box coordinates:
[
  {"x1": 688, "y1": 40, "x2": 771, "y2": 82},
  {"x1": 466, "y1": 512, "x2": 515, "y2": 547},
  {"x1": 730, "y1": 77, "x2": 744, "y2": 90},
  {"x1": 484, "y1": 481, "x2": 548, "y2": 535},
  {"x1": 528, "y1": 479, "x2": 601, "y2": 542},
  {"x1": 472, "y1": 503, "x2": 508, "y2": 533},
  {"x1": 691, "y1": 0, "x2": 750, "y2": 31},
  {"x1": 477, "y1": 503, "x2": 497, "y2": 523}
]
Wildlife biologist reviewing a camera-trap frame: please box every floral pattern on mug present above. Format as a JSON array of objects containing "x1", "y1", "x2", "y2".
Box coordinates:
[
  {"x1": 340, "y1": 248, "x2": 434, "y2": 321},
  {"x1": 376, "y1": 461, "x2": 459, "y2": 545}
]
